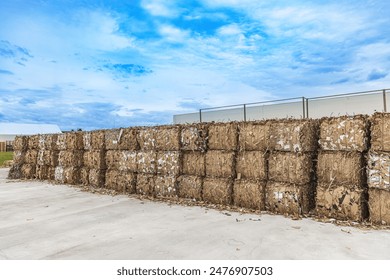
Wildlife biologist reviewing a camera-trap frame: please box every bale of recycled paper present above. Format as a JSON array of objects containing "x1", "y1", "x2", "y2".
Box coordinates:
[
  {"x1": 105, "y1": 128, "x2": 138, "y2": 150},
  {"x1": 208, "y1": 122, "x2": 238, "y2": 150},
  {"x1": 38, "y1": 134, "x2": 56, "y2": 150},
  {"x1": 238, "y1": 121, "x2": 270, "y2": 151},
  {"x1": 83, "y1": 132, "x2": 92, "y2": 150},
  {"x1": 21, "y1": 164, "x2": 36, "y2": 179},
  {"x1": 8, "y1": 164, "x2": 22, "y2": 179},
  {"x1": 13, "y1": 150, "x2": 25, "y2": 165},
  {"x1": 64, "y1": 132, "x2": 84, "y2": 150},
  {"x1": 136, "y1": 174, "x2": 155, "y2": 196},
  {"x1": 154, "y1": 175, "x2": 178, "y2": 197},
  {"x1": 370, "y1": 112, "x2": 390, "y2": 152},
  {"x1": 58, "y1": 151, "x2": 84, "y2": 167},
  {"x1": 182, "y1": 151, "x2": 205, "y2": 176},
  {"x1": 317, "y1": 151, "x2": 364, "y2": 185},
  {"x1": 13, "y1": 136, "x2": 27, "y2": 151},
  {"x1": 233, "y1": 179, "x2": 265, "y2": 210},
  {"x1": 105, "y1": 169, "x2": 136, "y2": 193},
  {"x1": 54, "y1": 167, "x2": 80, "y2": 185},
  {"x1": 37, "y1": 150, "x2": 49, "y2": 166},
  {"x1": 137, "y1": 127, "x2": 157, "y2": 151},
  {"x1": 205, "y1": 150, "x2": 235, "y2": 178},
  {"x1": 90, "y1": 130, "x2": 105, "y2": 150},
  {"x1": 25, "y1": 150, "x2": 38, "y2": 164},
  {"x1": 105, "y1": 150, "x2": 138, "y2": 172},
  {"x1": 80, "y1": 167, "x2": 90, "y2": 186},
  {"x1": 235, "y1": 151, "x2": 267, "y2": 180},
  {"x1": 368, "y1": 188, "x2": 390, "y2": 225},
  {"x1": 177, "y1": 175, "x2": 203, "y2": 201},
  {"x1": 180, "y1": 124, "x2": 208, "y2": 152},
  {"x1": 88, "y1": 169, "x2": 105, "y2": 188},
  {"x1": 137, "y1": 151, "x2": 157, "y2": 174},
  {"x1": 56, "y1": 134, "x2": 67, "y2": 150},
  {"x1": 48, "y1": 167, "x2": 56, "y2": 181},
  {"x1": 319, "y1": 115, "x2": 368, "y2": 152},
  {"x1": 268, "y1": 152, "x2": 313, "y2": 184},
  {"x1": 28, "y1": 135, "x2": 39, "y2": 150},
  {"x1": 367, "y1": 152, "x2": 390, "y2": 190},
  {"x1": 155, "y1": 125, "x2": 181, "y2": 151},
  {"x1": 156, "y1": 151, "x2": 180, "y2": 176},
  {"x1": 316, "y1": 183, "x2": 367, "y2": 221},
  {"x1": 35, "y1": 165, "x2": 49, "y2": 180},
  {"x1": 269, "y1": 119, "x2": 319, "y2": 152},
  {"x1": 202, "y1": 177, "x2": 232, "y2": 205},
  {"x1": 265, "y1": 181, "x2": 314, "y2": 215},
  {"x1": 83, "y1": 151, "x2": 106, "y2": 170}
]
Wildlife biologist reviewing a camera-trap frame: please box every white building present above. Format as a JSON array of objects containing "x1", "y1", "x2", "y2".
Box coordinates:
[{"x1": 0, "y1": 123, "x2": 62, "y2": 142}]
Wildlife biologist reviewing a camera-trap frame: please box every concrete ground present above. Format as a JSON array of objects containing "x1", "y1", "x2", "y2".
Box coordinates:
[{"x1": 0, "y1": 168, "x2": 389, "y2": 260}]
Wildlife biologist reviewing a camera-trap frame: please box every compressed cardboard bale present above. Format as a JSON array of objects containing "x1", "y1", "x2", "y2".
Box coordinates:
[
  {"x1": 13, "y1": 150, "x2": 25, "y2": 165},
  {"x1": 38, "y1": 134, "x2": 55, "y2": 150},
  {"x1": 136, "y1": 174, "x2": 155, "y2": 196},
  {"x1": 21, "y1": 164, "x2": 36, "y2": 179},
  {"x1": 236, "y1": 151, "x2": 267, "y2": 180},
  {"x1": 80, "y1": 167, "x2": 90, "y2": 186},
  {"x1": 177, "y1": 175, "x2": 203, "y2": 201},
  {"x1": 35, "y1": 165, "x2": 49, "y2": 180},
  {"x1": 54, "y1": 166, "x2": 65, "y2": 183},
  {"x1": 105, "y1": 150, "x2": 138, "y2": 172},
  {"x1": 46, "y1": 167, "x2": 55, "y2": 181},
  {"x1": 8, "y1": 164, "x2": 22, "y2": 179},
  {"x1": 319, "y1": 115, "x2": 368, "y2": 152},
  {"x1": 58, "y1": 151, "x2": 84, "y2": 167},
  {"x1": 233, "y1": 179, "x2": 265, "y2": 210},
  {"x1": 369, "y1": 188, "x2": 390, "y2": 225},
  {"x1": 83, "y1": 151, "x2": 106, "y2": 170},
  {"x1": 13, "y1": 136, "x2": 27, "y2": 151},
  {"x1": 105, "y1": 169, "x2": 136, "y2": 193},
  {"x1": 28, "y1": 135, "x2": 39, "y2": 150},
  {"x1": 137, "y1": 127, "x2": 157, "y2": 151},
  {"x1": 182, "y1": 151, "x2": 205, "y2": 176},
  {"x1": 371, "y1": 112, "x2": 390, "y2": 152},
  {"x1": 91, "y1": 130, "x2": 105, "y2": 150},
  {"x1": 208, "y1": 123, "x2": 238, "y2": 150},
  {"x1": 269, "y1": 120, "x2": 319, "y2": 152},
  {"x1": 25, "y1": 150, "x2": 38, "y2": 164},
  {"x1": 105, "y1": 128, "x2": 138, "y2": 150},
  {"x1": 155, "y1": 126, "x2": 181, "y2": 151},
  {"x1": 268, "y1": 152, "x2": 313, "y2": 184},
  {"x1": 316, "y1": 183, "x2": 367, "y2": 221},
  {"x1": 205, "y1": 150, "x2": 235, "y2": 178},
  {"x1": 238, "y1": 121, "x2": 270, "y2": 151},
  {"x1": 266, "y1": 181, "x2": 314, "y2": 215},
  {"x1": 180, "y1": 124, "x2": 208, "y2": 152},
  {"x1": 157, "y1": 151, "x2": 180, "y2": 175},
  {"x1": 88, "y1": 168, "x2": 105, "y2": 188},
  {"x1": 83, "y1": 132, "x2": 92, "y2": 150},
  {"x1": 56, "y1": 134, "x2": 67, "y2": 150},
  {"x1": 203, "y1": 177, "x2": 232, "y2": 205},
  {"x1": 367, "y1": 152, "x2": 390, "y2": 190},
  {"x1": 66, "y1": 132, "x2": 84, "y2": 150},
  {"x1": 37, "y1": 150, "x2": 56, "y2": 166},
  {"x1": 137, "y1": 151, "x2": 157, "y2": 174},
  {"x1": 317, "y1": 151, "x2": 364, "y2": 185},
  {"x1": 155, "y1": 175, "x2": 178, "y2": 197}
]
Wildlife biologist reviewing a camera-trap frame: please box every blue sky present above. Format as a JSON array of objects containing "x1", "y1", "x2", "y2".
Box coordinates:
[{"x1": 1, "y1": 0, "x2": 389, "y2": 131}]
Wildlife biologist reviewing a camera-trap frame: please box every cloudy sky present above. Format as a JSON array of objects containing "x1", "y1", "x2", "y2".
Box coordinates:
[{"x1": 1, "y1": 0, "x2": 389, "y2": 131}]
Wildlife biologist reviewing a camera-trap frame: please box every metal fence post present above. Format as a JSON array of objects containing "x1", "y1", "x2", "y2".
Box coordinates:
[
  {"x1": 306, "y1": 98, "x2": 309, "y2": 118},
  {"x1": 243, "y1": 104, "x2": 247, "y2": 122},
  {"x1": 383, "y1": 89, "x2": 387, "y2": 112},
  {"x1": 302, "y1": 97, "x2": 305, "y2": 118},
  {"x1": 199, "y1": 109, "x2": 202, "y2": 123}
]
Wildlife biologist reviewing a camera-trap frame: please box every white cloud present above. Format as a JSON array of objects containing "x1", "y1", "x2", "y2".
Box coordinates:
[
  {"x1": 158, "y1": 25, "x2": 190, "y2": 42},
  {"x1": 141, "y1": 0, "x2": 179, "y2": 17}
]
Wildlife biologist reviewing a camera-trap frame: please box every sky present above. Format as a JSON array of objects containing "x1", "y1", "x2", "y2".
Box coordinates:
[{"x1": 0, "y1": 0, "x2": 390, "y2": 131}]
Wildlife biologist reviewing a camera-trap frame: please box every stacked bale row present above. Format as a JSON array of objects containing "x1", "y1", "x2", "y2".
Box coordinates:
[
  {"x1": 367, "y1": 113, "x2": 390, "y2": 224},
  {"x1": 265, "y1": 120, "x2": 318, "y2": 216},
  {"x1": 8, "y1": 136, "x2": 28, "y2": 179},
  {"x1": 316, "y1": 115, "x2": 369, "y2": 221},
  {"x1": 36, "y1": 134, "x2": 58, "y2": 180}
]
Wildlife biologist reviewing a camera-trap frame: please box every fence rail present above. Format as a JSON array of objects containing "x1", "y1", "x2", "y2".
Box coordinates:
[
  {"x1": 0, "y1": 141, "x2": 13, "y2": 152},
  {"x1": 173, "y1": 88, "x2": 389, "y2": 124}
]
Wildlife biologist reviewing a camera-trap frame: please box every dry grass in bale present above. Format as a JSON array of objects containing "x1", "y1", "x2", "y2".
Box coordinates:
[
  {"x1": 83, "y1": 132, "x2": 92, "y2": 150},
  {"x1": 137, "y1": 151, "x2": 157, "y2": 174},
  {"x1": 136, "y1": 174, "x2": 155, "y2": 196},
  {"x1": 56, "y1": 134, "x2": 67, "y2": 150},
  {"x1": 205, "y1": 150, "x2": 235, "y2": 178},
  {"x1": 91, "y1": 130, "x2": 105, "y2": 150},
  {"x1": 80, "y1": 167, "x2": 89, "y2": 186},
  {"x1": 27, "y1": 135, "x2": 39, "y2": 150},
  {"x1": 105, "y1": 128, "x2": 138, "y2": 150},
  {"x1": 208, "y1": 122, "x2": 238, "y2": 150},
  {"x1": 238, "y1": 121, "x2": 270, "y2": 151},
  {"x1": 371, "y1": 112, "x2": 390, "y2": 152},
  {"x1": 83, "y1": 151, "x2": 106, "y2": 169},
  {"x1": 137, "y1": 127, "x2": 157, "y2": 151},
  {"x1": 155, "y1": 175, "x2": 178, "y2": 197},
  {"x1": 88, "y1": 169, "x2": 105, "y2": 188},
  {"x1": 105, "y1": 150, "x2": 138, "y2": 172},
  {"x1": 8, "y1": 164, "x2": 22, "y2": 179},
  {"x1": 35, "y1": 165, "x2": 48, "y2": 180},
  {"x1": 21, "y1": 164, "x2": 36, "y2": 179},
  {"x1": 155, "y1": 125, "x2": 180, "y2": 151},
  {"x1": 367, "y1": 152, "x2": 390, "y2": 190},
  {"x1": 105, "y1": 169, "x2": 136, "y2": 193},
  {"x1": 368, "y1": 188, "x2": 390, "y2": 225},
  {"x1": 233, "y1": 179, "x2": 265, "y2": 210},
  {"x1": 203, "y1": 177, "x2": 232, "y2": 205},
  {"x1": 58, "y1": 151, "x2": 84, "y2": 167},
  {"x1": 25, "y1": 150, "x2": 38, "y2": 164},
  {"x1": 268, "y1": 152, "x2": 313, "y2": 184},
  {"x1": 177, "y1": 175, "x2": 203, "y2": 201},
  {"x1": 182, "y1": 151, "x2": 205, "y2": 176},
  {"x1": 157, "y1": 151, "x2": 180, "y2": 175},
  {"x1": 13, "y1": 136, "x2": 27, "y2": 151},
  {"x1": 65, "y1": 132, "x2": 84, "y2": 150},
  {"x1": 269, "y1": 119, "x2": 319, "y2": 152},
  {"x1": 266, "y1": 181, "x2": 313, "y2": 215},
  {"x1": 319, "y1": 115, "x2": 368, "y2": 152},
  {"x1": 236, "y1": 151, "x2": 266, "y2": 180},
  {"x1": 316, "y1": 183, "x2": 367, "y2": 221},
  {"x1": 317, "y1": 151, "x2": 364, "y2": 185},
  {"x1": 180, "y1": 124, "x2": 208, "y2": 152},
  {"x1": 13, "y1": 150, "x2": 25, "y2": 165}
]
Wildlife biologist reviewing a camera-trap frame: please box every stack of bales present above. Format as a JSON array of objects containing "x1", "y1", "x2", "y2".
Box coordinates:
[
  {"x1": 81, "y1": 130, "x2": 106, "y2": 188},
  {"x1": 177, "y1": 124, "x2": 208, "y2": 201},
  {"x1": 234, "y1": 121, "x2": 269, "y2": 210},
  {"x1": 19, "y1": 135, "x2": 40, "y2": 179},
  {"x1": 266, "y1": 119, "x2": 318, "y2": 215},
  {"x1": 36, "y1": 134, "x2": 58, "y2": 180},
  {"x1": 367, "y1": 113, "x2": 390, "y2": 224},
  {"x1": 54, "y1": 132, "x2": 84, "y2": 185},
  {"x1": 8, "y1": 136, "x2": 28, "y2": 179},
  {"x1": 316, "y1": 115, "x2": 369, "y2": 221},
  {"x1": 202, "y1": 123, "x2": 238, "y2": 205},
  {"x1": 104, "y1": 128, "x2": 138, "y2": 193}
]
